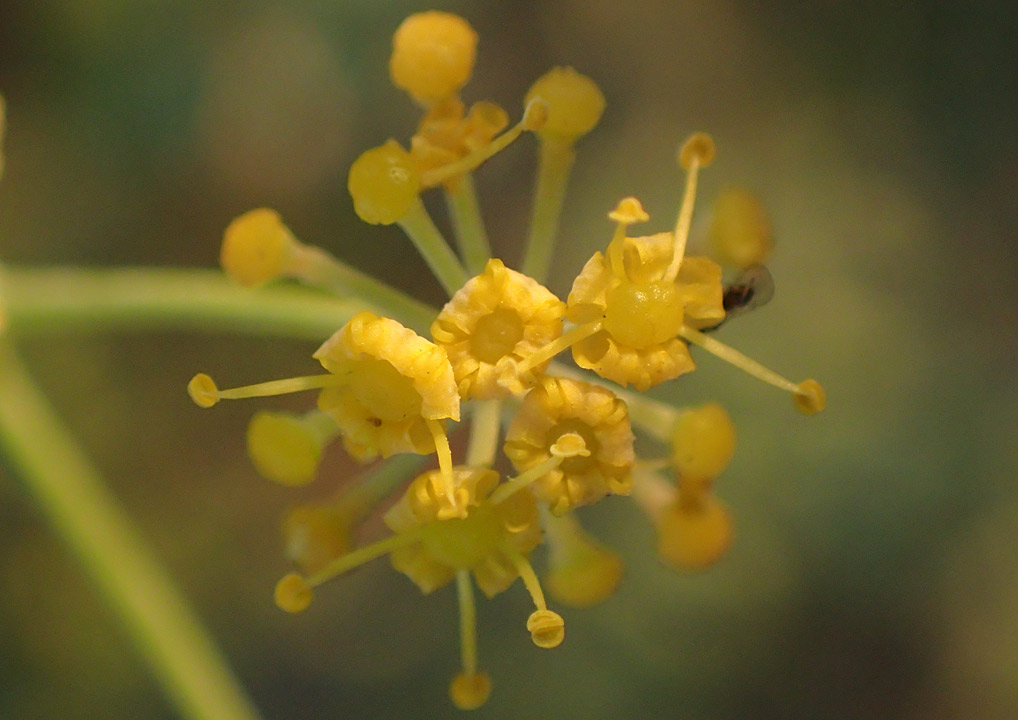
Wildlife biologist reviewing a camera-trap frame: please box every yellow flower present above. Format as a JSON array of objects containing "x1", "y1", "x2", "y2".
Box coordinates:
[
  {"x1": 314, "y1": 311, "x2": 459, "y2": 461},
  {"x1": 384, "y1": 466, "x2": 542, "y2": 597},
  {"x1": 503, "y1": 377, "x2": 634, "y2": 515},
  {"x1": 187, "y1": 9, "x2": 828, "y2": 710},
  {"x1": 431, "y1": 258, "x2": 565, "y2": 400},
  {"x1": 567, "y1": 231, "x2": 725, "y2": 390}
]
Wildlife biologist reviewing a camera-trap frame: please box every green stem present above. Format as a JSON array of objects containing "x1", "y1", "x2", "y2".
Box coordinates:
[
  {"x1": 0, "y1": 343, "x2": 264, "y2": 720},
  {"x1": 289, "y1": 243, "x2": 437, "y2": 329},
  {"x1": 521, "y1": 138, "x2": 576, "y2": 283},
  {"x1": 464, "y1": 398, "x2": 502, "y2": 468},
  {"x1": 1, "y1": 266, "x2": 437, "y2": 337},
  {"x1": 397, "y1": 200, "x2": 470, "y2": 297},
  {"x1": 444, "y1": 174, "x2": 491, "y2": 275}
]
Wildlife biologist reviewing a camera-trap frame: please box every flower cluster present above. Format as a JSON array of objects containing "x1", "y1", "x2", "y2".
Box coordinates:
[{"x1": 189, "y1": 11, "x2": 824, "y2": 710}]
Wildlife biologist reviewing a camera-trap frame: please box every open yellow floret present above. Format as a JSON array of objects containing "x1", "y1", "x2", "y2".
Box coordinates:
[
  {"x1": 567, "y1": 231, "x2": 725, "y2": 390},
  {"x1": 503, "y1": 377, "x2": 634, "y2": 515},
  {"x1": 384, "y1": 466, "x2": 542, "y2": 597},
  {"x1": 432, "y1": 258, "x2": 565, "y2": 400}
]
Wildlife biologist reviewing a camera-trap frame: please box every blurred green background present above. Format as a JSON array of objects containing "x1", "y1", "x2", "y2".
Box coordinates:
[{"x1": 1, "y1": 1, "x2": 1016, "y2": 718}]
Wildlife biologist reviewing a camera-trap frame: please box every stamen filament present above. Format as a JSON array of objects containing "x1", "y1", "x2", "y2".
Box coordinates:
[
  {"x1": 397, "y1": 200, "x2": 470, "y2": 297},
  {"x1": 456, "y1": 570, "x2": 479, "y2": 675},
  {"x1": 663, "y1": 157, "x2": 702, "y2": 283},
  {"x1": 426, "y1": 418, "x2": 461, "y2": 514},
  {"x1": 678, "y1": 324, "x2": 800, "y2": 394},
  {"x1": 521, "y1": 138, "x2": 575, "y2": 283},
  {"x1": 189, "y1": 373, "x2": 340, "y2": 408},
  {"x1": 489, "y1": 452, "x2": 564, "y2": 505},
  {"x1": 444, "y1": 174, "x2": 491, "y2": 275},
  {"x1": 464, "y1": 398, "x2": 502, "y2": 467},
  {"x1": 286, "y1": 242, "x2": 436, "y2": 333},
  {"x1": 306, "y1": 527, "x2": 424, "y2": 587},
  {"x1": 516, "y1": 319, "x2": 602, "y2": 375},
  {"x1": 608, "y1": 230, "x2": 627, "y2": 281},
  {"x1": 500, "y1": 541, "x2": 547, "y2": 611},
  {"x1": 629, "y1": 467, "x2": 677, "y2": 522}
]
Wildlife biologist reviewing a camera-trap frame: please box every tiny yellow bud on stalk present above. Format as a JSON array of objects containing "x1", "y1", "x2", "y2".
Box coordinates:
[
  {"x1": 656, "y1": 495, "x2": 733, "y2": 571},
  {"x1": 708, "y1": 188, "x2": 773, "y2": 268},
  {"x1": 220, "y1": 208, "x2": 297, "y2": 287},
  {"x1": 348, "y1": 141, "x2": 420, "y2": 225},
  {"x1": 525, "y1": 67, "x2": 605, "y2": 143},
  {"x1": 390, "y1": 11, "x2": 478, "y2": 106},
  {"x1": 247, "y1": 411, "x2": 329, "y2": 487},
  {"x1": 670, "y1": 403, "x2": 736, "y2": 480}
]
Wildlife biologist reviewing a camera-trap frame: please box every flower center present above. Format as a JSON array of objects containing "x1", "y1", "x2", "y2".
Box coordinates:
[
  {"x1": 470, "y1": 307, "x2": 525, "y2": 364},
  {"x1": 421, "y1": 506, "x2": 501, "y2": 569},
  {"x1": 603, "y1": 280, "x2": 684, "y2": 348},
  {"x1": 349, "y1": 358, "x2": 422, "y2": 422},
  {"x1": 548, "y1": 419, "x2": 600, "y2": 475}
]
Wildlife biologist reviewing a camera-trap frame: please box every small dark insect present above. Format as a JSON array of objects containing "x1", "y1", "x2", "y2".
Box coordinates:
[{"x1": 707, "y1": 265, "x2": 775, "y2": 332}]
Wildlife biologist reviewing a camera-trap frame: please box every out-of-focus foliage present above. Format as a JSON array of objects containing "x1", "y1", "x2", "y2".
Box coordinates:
[{"x1": 1, "y1": 1, "x2": 1016, "y2": 718}]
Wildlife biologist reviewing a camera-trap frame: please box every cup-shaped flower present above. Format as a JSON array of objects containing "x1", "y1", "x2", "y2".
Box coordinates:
[
  {"x1": 431, "y1": 258, "x2": 565, "y2": 400},
  {"x1": 314, "y1": 312, "x2": 459, "y2": 461},
  {"x1": 567, "y1": 232, "x2": 725, "y2": 390},
  {"x1": 384, "y1": 466, "x2": 543, "y2": 597},
  {"x1": 503, "y1": 377, "x2": 635, "y2": 515}
]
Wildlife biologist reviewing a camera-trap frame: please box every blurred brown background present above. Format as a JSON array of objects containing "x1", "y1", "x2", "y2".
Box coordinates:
[{"x1": 1, "y1": 1, "x2": 1016, "y2": 718}]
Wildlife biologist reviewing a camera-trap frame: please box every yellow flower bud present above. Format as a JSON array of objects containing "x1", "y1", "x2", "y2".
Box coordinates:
[
  {"x1": 525, "y1": 67, "x2": 604, "y2": 143},
  {"x1": 347, "y1": 141, "x2": 420, "y2": 225},
  {"x1": 670, "y1": 402, "x2": 736, "y2": 481},
  {"x1": 390, "y1": 11, "x2": 477, "y2": 106},
  {"x1": 708, "y1": 188, "x2": 773, "y2": 268},
  {"x1": 656, "y1": 495, "x2": 733, "y2": 571},
  {"x1": 220, "y1": 208, "x2": 296, "y2": 287}
]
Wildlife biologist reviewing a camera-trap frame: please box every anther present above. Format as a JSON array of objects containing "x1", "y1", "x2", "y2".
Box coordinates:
[
  {"x1": 608, "y1": 197, "x2": 649, "y2": 225},
  {"x1": 187, "y1": 373, "x2": 219, "y2": 408},
  {"x1": 526, "y1": 609, "x2": 565, "y2": 649},
  {"x1": 274, "y1": 572, "x2": 313, "y2": 613},
  {"x1": 679, "y1": 132, "x2": 716, "y2": 170},
  {"x1": 450, "y1": 672, "x2": 492, "y2": 711},
  {"x1": 794, "y1": 379, "x2": 826, "y2": 415}
]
